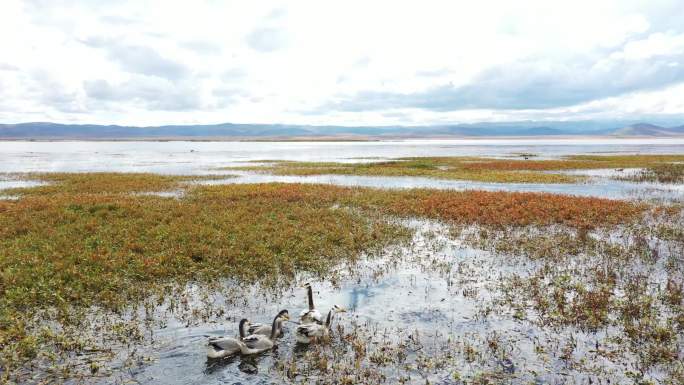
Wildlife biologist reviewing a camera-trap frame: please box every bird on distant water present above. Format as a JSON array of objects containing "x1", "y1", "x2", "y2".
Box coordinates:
[
  {"x1": 295, "y1": 305, "x2": 346, "y2": 344},
  {"x1": 299, "y1": 282, "x2": 324, "y2": 325}
]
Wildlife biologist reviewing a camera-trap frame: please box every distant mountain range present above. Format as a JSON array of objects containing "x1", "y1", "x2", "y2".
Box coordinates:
[
  {"x1": 0, "y1": 121, "x2": 683, "y2": 139},
  {"x1": 610, "y1": 123, "x2": 684, "y2": 136}
]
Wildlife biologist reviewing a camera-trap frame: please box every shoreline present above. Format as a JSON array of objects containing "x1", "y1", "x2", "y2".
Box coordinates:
[{"x1": 1, "y1": 134, "x2": 684, "y2": 142}]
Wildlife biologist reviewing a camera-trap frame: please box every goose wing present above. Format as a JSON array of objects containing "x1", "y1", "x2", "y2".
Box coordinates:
[
  {"x1": 247, "y1": 323, "x2": 270, "y2": 336},
  {"x1": 299, "y1": 309, "x2": 324, "y2": 324},
  {"x1": 242, "y1": 334, "x2": 273, "y2": 351},
  {"x1": 208, "y1": 336, "x2": 241, "y2": 350},
  {"x1": 296, "y1": 323, "x2": 326, "y2": 338},
  {"x1": 207, "y1": 336, "x2": 244, "y2": 357}
]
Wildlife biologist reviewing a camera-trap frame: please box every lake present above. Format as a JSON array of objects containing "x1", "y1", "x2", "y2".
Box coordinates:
[
  {"x1": 2, "y1": 139, "x2": 683, "y2": 202},
  {"x1": 1, "y1": 138, "x2": 683, "y2": 174}
]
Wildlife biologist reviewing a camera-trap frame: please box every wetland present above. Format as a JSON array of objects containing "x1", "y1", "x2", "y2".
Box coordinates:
[{"x1": 0, "y1": 140, "x2": 682, "y2": 384}]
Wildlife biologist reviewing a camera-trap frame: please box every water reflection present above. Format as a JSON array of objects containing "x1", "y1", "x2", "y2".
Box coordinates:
[{"x1": 346, "y1": 284, "x2": 386, "y2": 312}]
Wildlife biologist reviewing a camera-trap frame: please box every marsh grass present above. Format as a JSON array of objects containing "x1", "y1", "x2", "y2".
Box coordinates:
[
  {"x1": 225, "y1": 154, "x2": 684, "y2": 184},
  {"x1": 226, "y1": 158, "x2": 580, "y2": 183},
  {"x1": 467, "y1": 210, "x2": 684, "y2": 381},
  {"x1": 617, "y1": 163, "x2": 684, "y2": 184}
]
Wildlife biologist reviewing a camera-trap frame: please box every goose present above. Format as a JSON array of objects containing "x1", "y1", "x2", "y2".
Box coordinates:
[
  {"x1": 240, "y1": 309, "x2": 290, "y2": 355},
  {"x1": 247, "y1": 311, "x2": 288, "y2": 337},
  {"x1": 295, "y1": 305, "x2": 346, "y2": 344},
  {"x1": 206, "y1": 318, "x2": 249, "y2": 358},
  {"x1": 299, "y1": 282, "x2": 324, "y2": 325}
]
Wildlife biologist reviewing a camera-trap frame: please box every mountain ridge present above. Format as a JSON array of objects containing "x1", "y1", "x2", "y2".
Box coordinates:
[{"x1": 1, "y1": 121, "x2": 683, "y2": 139}]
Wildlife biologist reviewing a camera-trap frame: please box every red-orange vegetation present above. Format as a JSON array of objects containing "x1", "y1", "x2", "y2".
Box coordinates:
[{"x1": 351, "y1": 189, "x2": 644, "y2": 229}]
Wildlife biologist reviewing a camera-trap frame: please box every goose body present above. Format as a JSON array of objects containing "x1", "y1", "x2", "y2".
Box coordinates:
[
  {"x1": 240, "y1": 333, "x2": 275, "y2": 354},
  {"x1": 295, "y1": 322, "x2": 328, "y2": 343},
  {"x1": 247, "y1": 317, "x2": 286, "y2": 338},
  {"x1": 295, "y1": 305, "x2": 345, "y2": 344},
  {"x1": 206, "y1": 319, "x2": 249, "y2": 358},
  {"x1": 207, "y1": 336, "x2": 246, "y2": 358},
  {"x1": 299, "y1": 283, "x2": 324, "y2": 324},
  {"x1": 299, "y1": 309, "x2": 323, "y2": 325},
  {"x1": 240, "y1": 310, "x2": 289, "y2": 355}
]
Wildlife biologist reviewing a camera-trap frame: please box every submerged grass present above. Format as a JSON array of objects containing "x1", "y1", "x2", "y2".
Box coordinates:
[
  {"x1": 0, "y1": 172, "x2": 657, "y2": 382},
  {"x1": 226, "y1": 154, "x2": 684, "y2": 184},
  {"x1": 617, "y1": 163, "x2": 684, "y2": 184}
]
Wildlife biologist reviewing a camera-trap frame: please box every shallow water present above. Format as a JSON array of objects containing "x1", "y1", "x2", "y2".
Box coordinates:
[
  {"x1": 196, "y1": 171, "x2": 684, "y2": 202},
  {"x1": 0, "y1": 176, "x2": 45, "y2": 199},
  {"x1": 0, "y1": 177, "x2": 45, "y2": 190},
  {"x1": 1, "y1": 139, "x2": 684, "y2": 174}
]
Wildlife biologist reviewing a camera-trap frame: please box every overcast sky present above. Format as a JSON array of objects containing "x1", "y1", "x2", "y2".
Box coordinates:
[{"x1": 1, "y1": 0, "x2": 684, "y2": 126}]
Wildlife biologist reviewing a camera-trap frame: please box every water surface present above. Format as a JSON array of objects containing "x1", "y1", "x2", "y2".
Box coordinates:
[
  {"x1": 2, "y1": 139, "x2": 682, "y2": 202},
  {"x1": 1, "y1": 139, "x2": 683, "y2": 174}
]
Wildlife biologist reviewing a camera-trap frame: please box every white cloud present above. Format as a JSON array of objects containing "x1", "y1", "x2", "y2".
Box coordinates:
[{"x1": 0, "y1": 0, "x2": 683, "y2": 125}]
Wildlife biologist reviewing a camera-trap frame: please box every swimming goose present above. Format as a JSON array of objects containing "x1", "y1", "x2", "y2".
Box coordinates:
[
  {"x1": 299, "y1": 283, "x2": 324, "y2": 324},
  {"x1": 206, "y1": 318, "x2": 249, "y2": 358},
  {"x1": 295, "y1": 305, "x2": 346, "y2": 344},
  {"x1": 240, "y1": 310, "x2": 290, "y2": 355},
  {"x1": 247, "y1": 312, "x2": 288, "y2": 337}
]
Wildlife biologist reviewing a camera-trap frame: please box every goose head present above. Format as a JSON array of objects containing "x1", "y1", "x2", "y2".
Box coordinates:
[
  {"x1": 238, "y1": 318, "x2": 251, "y2": 338},
  {"x1": 276, "y1": 309, "x2": 290, "y2": 321},
  {"x1": 332, "y1": 305, "x2": 347, "y2": 313},
  {"x1": 324, "y1": 305, "x2": 347, "y2": 327}
]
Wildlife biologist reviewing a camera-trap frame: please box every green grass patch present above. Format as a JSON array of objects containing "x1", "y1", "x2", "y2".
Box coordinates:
[{"x1": 225, "y1": 155, "x2": 684, "y2": 184}]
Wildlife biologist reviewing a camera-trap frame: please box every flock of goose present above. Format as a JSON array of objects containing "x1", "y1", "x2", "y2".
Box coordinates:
[{"x1": 206, "y1": 283, "x2": 346, "y2": 358}]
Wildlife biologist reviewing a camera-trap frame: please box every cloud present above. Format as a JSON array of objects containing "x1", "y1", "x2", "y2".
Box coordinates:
[
  {"x1": 415, "y1": 68, "x2": 453, "y2": 77},
  {"x1": 0, "y1": 63, "x2": 19, "y2": 71},
  {"x1": 179, "y1": 40, "x2": 222, "y2": 55},
  {"x1": 322, "y1": 35, "x2": 684, "y2": 112},
  {"x1": 99, "y1": 15, "x2": 138, "y2": 26},
  {"x1": 84, "y1": 77, "x2": 200, "y2": 111},
  {"x1": 28, "y1": 71, "x2": 84, "y2": 113},
  {"x1": 3, "y1": 0, "x2": 684, "y2": 125},
  {"x1": 222, "y1": 68, "x2": 248, "y2": 80},
  {"x1": 212, "y1": 87, "x2": 250, "y2": 107},
  {"x1": 246, "y1": 27, "x2": 286, "y2": 52},
  {"x1": 83, "y1": 37, "x2": 188, "y2": 80}
]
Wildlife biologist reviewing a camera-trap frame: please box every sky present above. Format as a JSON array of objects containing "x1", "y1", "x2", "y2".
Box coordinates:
[{"x1": 1, "y1": 0, "x2": 684, "y2": 126}]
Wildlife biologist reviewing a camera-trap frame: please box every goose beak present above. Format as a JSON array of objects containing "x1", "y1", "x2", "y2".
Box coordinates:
[
  {"x1": 283, "y1": 313, "x2": 290, "y2": 321},
  {"x1": 337, "y1": 306, "x2": 347, "y2": 313}
]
